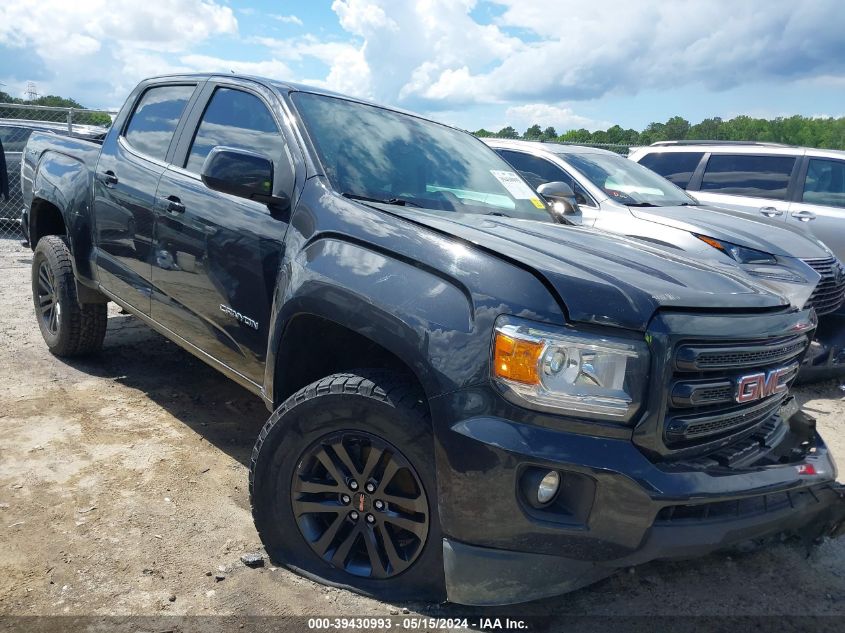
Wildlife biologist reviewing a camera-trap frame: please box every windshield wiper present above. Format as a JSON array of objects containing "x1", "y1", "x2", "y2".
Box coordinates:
[
  {"x1": 626, "y1": 202, "x2": 658, "y2": 207},
  {"x1": 342, "y1": 192, "x2": 422, "y2": 207}
]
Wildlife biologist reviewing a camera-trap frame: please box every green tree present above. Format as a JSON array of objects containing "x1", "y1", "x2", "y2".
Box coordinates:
[
  {"x1": 524, "y1": 124, "x2": 543, "y2": 139},
  {"x1": 497, "y1": 126, "x2": 519, "y2": 138},
  {"x1": 543, "y1": 126, "x2": 557, "y2": 139}
]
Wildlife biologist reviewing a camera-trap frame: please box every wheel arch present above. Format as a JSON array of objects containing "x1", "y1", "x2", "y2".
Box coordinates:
[{"x1": 268, "y1": 311, "x2": 434, "y2": 413}]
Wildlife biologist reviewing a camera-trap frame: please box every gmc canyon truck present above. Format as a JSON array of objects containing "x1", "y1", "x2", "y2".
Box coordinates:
[{"x1": 21, "y1": 74, "x2": 845, "y2": 606}]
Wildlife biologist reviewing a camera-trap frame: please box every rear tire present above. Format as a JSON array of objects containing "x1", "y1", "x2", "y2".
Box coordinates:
[
  {"x1": 32, "y1": 236, "x2": 107, "y2": 357},
  {"x1": 250, "y1": 370, "x2": 445, "y2": 602}
]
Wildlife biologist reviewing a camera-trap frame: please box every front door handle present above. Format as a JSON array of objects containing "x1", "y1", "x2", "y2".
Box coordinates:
[
  {"x1": 97, "y1": 170, "x2": 118, "y2": 187},
  {"x1": 791, "y1": 210, "x2": 817, "y2": 222},
  {"x1": 159, "y1": 195, "x2": 185, "y2": 214},
  {"x1": 759, "y1": 206, "x2": 783, "y2": 217}
]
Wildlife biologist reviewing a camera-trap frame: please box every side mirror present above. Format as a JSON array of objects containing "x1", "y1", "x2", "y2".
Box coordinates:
[
  {"x1": 537, "y1": 181, "x2": 582, "y2": 223},
  {"x1": 201, "y1": 147, "x2": 289, "y2": 209}
]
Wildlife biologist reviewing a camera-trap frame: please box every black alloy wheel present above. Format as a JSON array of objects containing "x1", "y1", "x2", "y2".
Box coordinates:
[
  {"x1": 36, "y1": 259, "x2": 60, "y2": 335},
  {"x1": 291, "y1": 430, "x2": 429, "y2": 579}
]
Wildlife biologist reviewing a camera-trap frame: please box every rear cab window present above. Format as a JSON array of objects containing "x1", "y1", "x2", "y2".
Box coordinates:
[
  {"x1": 0, "y1": 126, "x2": 34, "y2": 152},
  {"x1": 637, "y1": 151, "x2": 704, "y2": 188},
  {"x1": 700, "y1": 154, "x2": 795, "y2": 200},
  {"x1": 123, "y1": 85, "x2": 196, "y2": 161}
]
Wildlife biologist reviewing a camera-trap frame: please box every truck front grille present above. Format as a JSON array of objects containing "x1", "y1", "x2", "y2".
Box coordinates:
[
  {"x1": 803, "y1": 256, "x2": 845, "y2": 316},
  {"x1": 665, "y1": 333, "x2": 808, "y2": 449}
]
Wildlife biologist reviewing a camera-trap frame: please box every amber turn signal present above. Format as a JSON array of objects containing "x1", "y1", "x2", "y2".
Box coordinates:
[{"x1": 493, "y1": 332, "x2": 544, "y2": 384}]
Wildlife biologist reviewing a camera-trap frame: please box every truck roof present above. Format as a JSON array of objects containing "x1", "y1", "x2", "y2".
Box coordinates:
[{"x1": 142, "y1": 73, "x2": 465, "y2": 133}]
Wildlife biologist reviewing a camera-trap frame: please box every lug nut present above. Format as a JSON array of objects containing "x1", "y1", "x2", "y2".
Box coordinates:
[
  {"x1": 374, "y1": 500, "x2": 384, "y2": 511},
  {"x1": 341, "y1": 494, "x2": 351, "y2": 504},
  {"x1": 349, "y1": 480, "x2": 359, "y2": 491},
  {"x1": 365, "y1": 482, "x2": 375, "y2": 493},
  {"x1": 366, "y1": 513, "x2": 375, "y2": 524},
  {"x1": 350, "y1": 511, "x2": 359, "y2": 521}
]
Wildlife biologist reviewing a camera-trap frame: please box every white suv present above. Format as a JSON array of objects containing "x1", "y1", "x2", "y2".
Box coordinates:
[{"x1": 628, "y1": 141, "x2": 845, "y2": 265}]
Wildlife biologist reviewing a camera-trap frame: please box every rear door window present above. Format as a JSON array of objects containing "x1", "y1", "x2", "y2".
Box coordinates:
[
  {"x1": 700, "y1": 154, "x2": 795, "y2": 200},
  {"x1": 801, "y1": 158, "x2": 845, "y2": 208},
  {"x1": 123, "y1": 85, "x2": 195, "y2": 161},
  {"x1": 637, "y1": 151, "x2": 703, "y2": 188},
  {"x1": 496, "y1": 149, "x2": 596, "y2": 207}
]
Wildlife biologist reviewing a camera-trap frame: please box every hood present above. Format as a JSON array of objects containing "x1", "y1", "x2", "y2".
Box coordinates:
[
  {"x1": 629, "y1": 204, "x2": 828, "y2": 259},
  {"x1": 387, "y1": 209, "x2": 788, "y2": 331}
]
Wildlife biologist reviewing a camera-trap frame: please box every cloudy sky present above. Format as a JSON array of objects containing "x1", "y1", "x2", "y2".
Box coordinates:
[{"x1": 1, "y1": 0, "x2": 844, "y2": 133}]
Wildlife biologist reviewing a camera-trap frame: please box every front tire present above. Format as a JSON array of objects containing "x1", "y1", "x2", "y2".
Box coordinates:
[
  {"x1": 250, "y1": 371, "x2": 445, "y2": 602},
  {"x1": 32, "y1": 236, "x2": 107, "y2": 357}
]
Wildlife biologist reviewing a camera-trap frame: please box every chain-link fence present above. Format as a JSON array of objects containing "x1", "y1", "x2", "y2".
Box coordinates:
[{"x1": 0, "y1": 103, "x2": 115, "y2": 240}]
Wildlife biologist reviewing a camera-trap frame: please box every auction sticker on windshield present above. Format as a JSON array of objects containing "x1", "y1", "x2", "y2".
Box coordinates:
[{"x1": 491, "y1": 170, "x2": 536, "y2": 199}]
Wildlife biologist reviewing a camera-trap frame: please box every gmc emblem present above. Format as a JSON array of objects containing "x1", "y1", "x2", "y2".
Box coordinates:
[{"x1": 735, "y1": 365, "x2": 793, "y2": 403}]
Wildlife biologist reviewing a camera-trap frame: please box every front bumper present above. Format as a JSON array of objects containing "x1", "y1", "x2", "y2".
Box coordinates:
[{"x1": 430, "y1": 389, "x2": 845, "y2": 606}]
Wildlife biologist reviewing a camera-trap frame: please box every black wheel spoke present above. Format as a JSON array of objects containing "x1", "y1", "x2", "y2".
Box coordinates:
[
  {"x1": 331, "y1": 523, "x2": 361, "y2": 568},
  {"x1": 295, "y1": 499, "x2": 342, "y2": 516},
  {"x1": 312, "y1": 514, "x2": 345, "y2": 556},
  {"x1": 314, "y1": 447, "x2": 346, "y2": 485},
  {"x1": 329, "y1": 439, "x2": 360, "y2": 479},
  {"x1": 363, "y1": 526, "x2": 388, "y2": 578},
  {"x1": 377, "y1": 524, "x2": 404, "y2": 572},
  {"x1": 382, "y1": 492, "x2": 427, "y2": 514},
  {"x1": 296, "y1": 479, "x2": 341, "y2": 495},
  {"x1": 376, "y1": 460, "x2": 400, "y2": 493},
  {"x1": 383, "y1": 512, "x2": 427, "y2": 539},
  {"x1": 361, "y1": 445, "x2": 385, "y2": 481},
  {"x1": 292, "y1": 430, "x2": 430, "y2": 580}
]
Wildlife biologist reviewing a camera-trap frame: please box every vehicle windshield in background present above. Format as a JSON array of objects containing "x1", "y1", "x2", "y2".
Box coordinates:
[
  {"x1": 292, "y1": 92, "x2": 554, "y2": 221},
  {"x1": 564, "y1": 151, "x2": 696, "y2": 207}
]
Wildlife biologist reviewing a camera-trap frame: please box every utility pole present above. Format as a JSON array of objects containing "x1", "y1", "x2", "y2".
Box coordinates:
[{"x1": 25, "y1": 82, "x2": 39, "y2": 100}]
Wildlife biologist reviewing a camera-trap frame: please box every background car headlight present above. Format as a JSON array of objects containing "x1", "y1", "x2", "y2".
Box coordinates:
[
  {"x1": 492, "y1": 317, "x2": 650, "y2": 422},
  {"x1": 695, "y1": 234, "x2": 777, "y2": 265}
]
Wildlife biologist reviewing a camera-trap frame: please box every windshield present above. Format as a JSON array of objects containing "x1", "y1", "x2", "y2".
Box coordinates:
[
  {"x1": 562, "y1": 151, "x2": 696, "y2": 207},
  {"x1": 292, "y1": 92, "x2": 553, "y2": 221}
]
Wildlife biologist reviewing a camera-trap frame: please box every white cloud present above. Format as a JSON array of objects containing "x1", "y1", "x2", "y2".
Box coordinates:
[
  {"x1": 179, "y1": 55, "x2": 292, "y2": 79},
  {"x1": 0, "y1": 0, "x2": 237, "y2": 104},
  {"x1": 272, "y1": 14, "x2": 304, "y2": 26},
  {"x1": 326, "y1": 0, "x2": 845, "y2": 111},
  {"x1": 254, "y1": 35, "x2": 372, "y2": 98},
  {"x1": 504, "y1": 104, "x2": 609, "y2": 133}
]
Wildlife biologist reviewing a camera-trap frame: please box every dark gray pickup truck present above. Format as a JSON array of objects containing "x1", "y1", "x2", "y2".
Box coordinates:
[{"x1": 21, "y1": 74, "x2": 845, "y2": 606}]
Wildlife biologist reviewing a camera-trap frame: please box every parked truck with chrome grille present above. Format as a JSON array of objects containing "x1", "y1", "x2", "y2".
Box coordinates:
[{"x1": 20, "y1": 74, "x2": 845, "y2": 605}]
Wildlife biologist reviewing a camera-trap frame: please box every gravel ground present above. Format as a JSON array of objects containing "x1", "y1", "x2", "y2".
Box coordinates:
[{"x1": 0, "y1": 236, "x2": 844, "y2": 624}]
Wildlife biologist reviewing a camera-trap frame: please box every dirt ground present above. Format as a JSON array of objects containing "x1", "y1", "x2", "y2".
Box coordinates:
[{"x1": 1, "y1": 235, "x2": 844, "y2": 624}]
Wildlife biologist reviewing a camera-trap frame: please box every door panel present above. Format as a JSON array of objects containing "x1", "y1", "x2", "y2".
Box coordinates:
[
  {"x1": 150, "y1": 85, "x2": 291, "y2": 383},
  {"x1": 151, "y1": 168, "x2": 286, "y2": 383},
  {"x1": 692, "y1": 190, "x2": 790, "y2": 220},
  {"x1": 93, "y1": 84, "x2": 196, "y2": 313},
  {"x1": 692, "y1": 153, "x2": 796, "y2": 221},
  {"x1": 787, "y1": 158, "x2": 845, "y2": 261}
]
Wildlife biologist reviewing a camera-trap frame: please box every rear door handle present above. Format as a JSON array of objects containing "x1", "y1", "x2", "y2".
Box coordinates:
[
  {"x1": 97, "y1": 170, "x2": 118, "y2": 187},
  {"x1": 759, "y1": 206, "x2": 783, "y2": 217},
  {"x1": 159, "y1": 195, "x2": 185, "y2": 214},
  {"x1": 791, "y1": 210, "x2": 817, "y2": 222}
]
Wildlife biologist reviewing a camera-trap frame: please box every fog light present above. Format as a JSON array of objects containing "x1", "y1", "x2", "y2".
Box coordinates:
[{"x1": 537, "y1": 471, "x2": 560, "y2": 504}]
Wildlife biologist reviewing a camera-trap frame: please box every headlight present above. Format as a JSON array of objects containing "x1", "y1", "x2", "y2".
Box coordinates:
[
  {"x1": 492, "y1": 317, "x2": 650, "y2": 423},
  {"x1": 695, "y1": 234, "x2": 777, "y2": 265}
]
